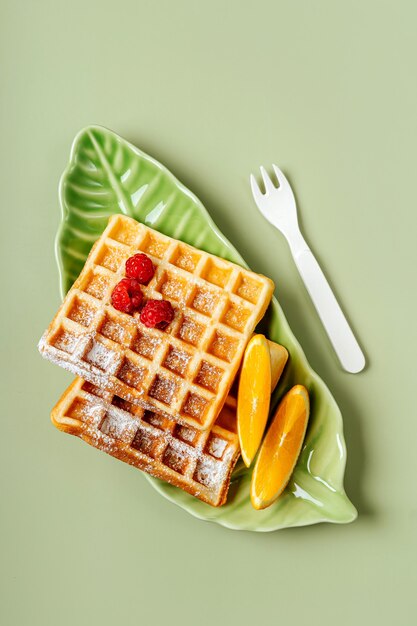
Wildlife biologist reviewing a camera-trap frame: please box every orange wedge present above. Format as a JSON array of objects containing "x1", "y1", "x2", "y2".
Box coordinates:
[
  {"x1": 268, "y1": 342, "x2": 288, "y2": 392},
  {"x1": 237, "y1": 334, "x2": 272, "y2": 467},
  {"x1": 250, "y1": 385, "x2": 310, "y2": 510}
]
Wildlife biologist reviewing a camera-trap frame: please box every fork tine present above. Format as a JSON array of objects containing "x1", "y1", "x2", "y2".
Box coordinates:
[
  {"x1": 250, "y1": 173, "x2": 264, "y2": 203},
  {"x1": 260, "y1": 166, "x2": 276, "y2": 194},
  {"x1": 272, "y1": 164, "x2": 290, "y2": 191}
]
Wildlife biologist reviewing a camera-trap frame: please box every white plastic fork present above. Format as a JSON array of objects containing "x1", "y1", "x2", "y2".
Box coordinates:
[{"x1": 250, "y1": 165, "x2": 365, "y2": 373}]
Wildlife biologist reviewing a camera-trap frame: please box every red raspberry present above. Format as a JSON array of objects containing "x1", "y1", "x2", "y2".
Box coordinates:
[
  {"x1": 111, "y1": 278, "x2": 143, "y2": 314},
  {"x1": 140, "y1": 299, "x2": 175, "y2": 329},
  {"x1": 125, "y1": 253, "x2": 155, "y2": 284}
]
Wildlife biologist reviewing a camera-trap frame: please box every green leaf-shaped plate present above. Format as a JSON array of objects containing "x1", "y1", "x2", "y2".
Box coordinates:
[{"x1": 56, "y1": 126, "x2": 357, "y2": 531}]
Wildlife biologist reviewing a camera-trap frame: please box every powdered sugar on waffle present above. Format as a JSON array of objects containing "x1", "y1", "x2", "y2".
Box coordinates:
[
  {"x1": 85, "y1": 340, "x2": 119, "y2": 372},
  {"x1": 100, "y1": 407, "x2": 140, "y2": 443},
  {"x1": 39, "y1": 215, "x2": 275, "y2": 432},
  {"x1": 207, "y1": 436, "x2": 228, "y2": 459},
  {"x1": 51, "y1": 330, "x2": 81, "y2": 355},
  {"x1": 39, "y1": 332, "x2": 122, "y2": 389},
  {"x1": 72, "y1": 385, "x2": 237, "y2": 497}
]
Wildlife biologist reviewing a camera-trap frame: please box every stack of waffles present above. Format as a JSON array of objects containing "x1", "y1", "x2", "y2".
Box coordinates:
[{"x1": 39, "y1": 215, "x2": 275, "y2": 506}]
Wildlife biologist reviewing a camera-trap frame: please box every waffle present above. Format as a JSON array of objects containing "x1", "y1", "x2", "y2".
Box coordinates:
[
  {"x1": 39, "y1": 215, "x2": 274, "y2": 430},
  {"x1": 51, "y1": 341, "x2": 286, "y2": 507}
]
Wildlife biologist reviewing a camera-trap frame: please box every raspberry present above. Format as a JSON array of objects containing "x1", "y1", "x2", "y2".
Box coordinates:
[
  {"x1": 125, "y1": 253, "x2": 154, "y2": 284},
  {"x1": 111, "y1": 278, "x2": 143, "y2": 314},
  {"x1": 140, "y1": 299, "x2": 174, "y2": 329}
]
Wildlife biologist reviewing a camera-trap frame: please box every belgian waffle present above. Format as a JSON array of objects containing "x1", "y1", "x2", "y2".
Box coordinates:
[
  {"x1": 39, "y1": 215, "x2": 274, "y2": 430},
  {"x1": 51, "y1": 341, "x2": 287, "y2": 507}
]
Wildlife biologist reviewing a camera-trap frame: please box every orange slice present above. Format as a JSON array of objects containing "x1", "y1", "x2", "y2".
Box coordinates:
[
  {"x1": 268, "y1": 342, "x2": 288, "y2": 392},
  {"x1": 250, "y1": 385, "x2": 310, "y2": 510},
  {"x1": 237, "y1": 334, "x2": 272, "y2": 467}
]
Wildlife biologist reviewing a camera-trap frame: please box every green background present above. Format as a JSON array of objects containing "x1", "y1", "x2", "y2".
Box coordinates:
[{"x1": 1, "y1": 1, "x2": 416, "y2": 624}]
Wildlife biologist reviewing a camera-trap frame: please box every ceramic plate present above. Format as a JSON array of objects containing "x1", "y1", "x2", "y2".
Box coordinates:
[{"x1": 56, "y1": 125, "x2": 357, "y2": 531}]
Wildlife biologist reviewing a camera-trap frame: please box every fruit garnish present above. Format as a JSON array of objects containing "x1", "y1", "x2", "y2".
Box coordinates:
[
  {"x1": 111, "y1": 278, "x2": 143, "y2": 314},
  {"x1": 140, "y1": 299, "x2": 175, "y2": 329},
  {"x1": 250, "y1": 385, "x2": 310, "y2": 510},
  {"x1": 237, "y1": 334, "x2": 272, "y2": 467},
  {"x1": 125, "y1": 253, "x2": 155, "y2": 283},
  {"x1": 268, "y1": 343, "x2": 288, "y2": 391}
]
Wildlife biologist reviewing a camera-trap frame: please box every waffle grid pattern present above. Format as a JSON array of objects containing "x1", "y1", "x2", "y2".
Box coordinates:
[
  {"x1": 52, "y1": 377, "x2": 240, "y2": 507},
  {"x1": 40, "y1": 215, "x2": 274, "y2": 430}
]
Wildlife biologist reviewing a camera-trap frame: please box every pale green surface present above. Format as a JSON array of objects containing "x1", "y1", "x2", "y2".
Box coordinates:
[
  {"x1": 58, "y1": 125, "x2": 356, "y2": 530},
  {"x1": 1, "y1": 0, "x2": 416, "y2": 624}
]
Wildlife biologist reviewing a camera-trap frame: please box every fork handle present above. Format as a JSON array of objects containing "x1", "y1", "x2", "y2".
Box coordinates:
[{"x1": 290, "y1": 242, "x2": 365, "y2": 373}]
